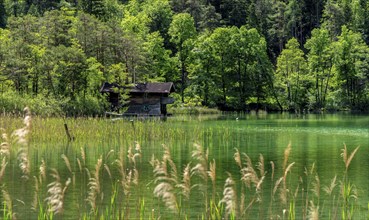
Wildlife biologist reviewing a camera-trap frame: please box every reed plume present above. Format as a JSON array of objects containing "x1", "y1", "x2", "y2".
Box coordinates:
[
  {"x1": 87, "y1": 156, "x2": 102, "y2": 213},
  {"x1": 279, "y1": 161, "x2": 295, "y2": 205},
  {"x1": 61, "y1": 154, "x2": 72, "y2": 174},
  {"x1": 0, "y1": 157, "x2": 8, "y2": 183},
  {"x1": 312, "y1": 175, "x2": 320, "y2": 198},
  {"x1": 12, "y1": 107, "x2": 31, "y2": 146},
  {"x1": 11, "y1": 107, "x2": 32, "y2": 180},
  {"x1": 45, "y1": 169, "x2": 71, "y2": 214},
  {"x1": 17, "y1": 148, "x2": 30, "y2": 180},
  {"x1": 341, "y1": 144, "x2": 359, "y2": 172},
  {"x1": 208, "y1": 159, "x2": 216, "y2": 186},
  {"x1": 153, "y1": 182, "x2": 178, "y2": 211},
  {"x1": 234, "y1": 148, "x2": 242, "y2": 169},
  {"x1": 2, "y1": 187, "x2": 15, "y2": 219},
  {"x1": 177, "y1": 163, "x2": 191, "y2": 200},
  {"x1": 221, "y1": 173, "x2": 237, "y2": 219},
  {"x1": 257, "y1": 154, "x2": 265, "y2": 177},
  {"x1": 151, "y1": 146, "x2": 179, "y2": 213},
  {"x1": 323, "y1": 175, "x2": 337, "y2": 196},
  {"x1": 105, "y1": 149, "x2": 114, "y2": 161},
  {"x1": 39, "y1": 159, "x2": 46, "y2": 184},
  {"x1": 307, "y1": 201, "x2": 319, "y2": 220},
  {"x1": 80, "y1": 147, "x2": 86, "y2": 166},
  {"x1": 191, "y1": 143, "x2": 208, "y2": 181},
  {"x1": 32, "y1": 176, "x2": 39, "y2": 210},
  {"x1": 240, "y1": 153, "x2": 260, "y2": 188},
  {"x1": 127, "y1": 145, "x2": 141, "y2": 166},
  {"x1": 0, "y1": 129, "x2": 10, "y2": 157},
  {"x1": 163, "y1": 145, "x2": 178, "y2": 182},
  {"x1": 283, "y1": 142, "x2": 291, "y2": 171}
]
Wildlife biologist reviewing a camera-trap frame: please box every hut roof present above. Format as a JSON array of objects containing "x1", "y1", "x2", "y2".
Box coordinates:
[
  {"x1": 100, "y1": 82, "x2": 175, "y2": 94},
  {"x1": 131, "y1": 82, "x2": 175, "y2": 94}
]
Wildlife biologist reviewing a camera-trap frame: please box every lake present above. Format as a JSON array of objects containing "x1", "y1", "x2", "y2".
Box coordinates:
[{"x1": 0, "y1": 113, "x2": 368, "y2": 219}]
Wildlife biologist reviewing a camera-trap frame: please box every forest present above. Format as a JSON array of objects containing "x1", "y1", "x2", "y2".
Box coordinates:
[{"x1": 1, "y1": 0, "x2": 369, "y2": 115}]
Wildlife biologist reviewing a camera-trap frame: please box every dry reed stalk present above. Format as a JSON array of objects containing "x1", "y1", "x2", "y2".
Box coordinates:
[
  {"x1": 208, "y1": 159, "x2": 216, "y2": 185},
  {"x1": 256, "y1": 175, "x2": 265, "y2": 193},
  {"x1": 283, "y1": 143, "x2": 292, "y2": 171},
  {"x1": 87, "y1": 156, "x2": 102, "y2": 213},
  {"x1": 45, "y1": 169, "x2": 71, "y2": 214},
  {"x1": 273, "y1": 177, "x2": 283, "y2": 198},
  {"x1": 257, "y1": 154, "x2": 265, "y2": 177},
  {"x1": 104, "y1": 164, "x2": 112, "y2": 179},
  {"x1": 61, "y1": 154, "x2": 72, "y2": 173},
  {"x1": 283, "y1": 162, "x2": 295, "y2": 183},
  {"x1": 234, "y1": 148, "x2": 242, "y2": 169},
  {"x1": 240, "y1": 193, "x2": 246, "y2": 216},
  {"x1": 32, "y1": 176, "x2": 39, "y2": 210},
  {"x1": 151, "y1": 147, "x2": 179, "y2": 213},
  {"x1": 162, "y1": 145, "x2": 178, "y2": 182},
  {"x1": 341, "y1": 144, "x2": 360, "y2": 171},
  {"x1": 85, "y1": 168, "x2": 91, "y2": 180},
  {"x1": 323, "y1": 175, "x2": 337, "y2": 196},
  {"x1": 177, "y1": 163, "x2": 191, "y2": 200},
  {"x1": 128, "y1": 146, "x2": 141, "y2": 166},
  {"x1": 221, "y1": 173, "x2": 237, "y2": 219},
  {"x1": 2, "y1": 187, "x2": 15, "y2": 218},
  {"x1": 268, "y1": 161, "x2": 276, "y2": 217},
  {"x1": 153, "y1": 182, "x2": 178, "y2": 212},
  {"x1": 39, "y1": 159, "x2": 46, "y2": 184},
  {"x1": 135, "y1": 141, "x2": 141, "y2": 152},
  {"x1": 80, "y1": 147, "x2": 86, "y2": 166},
  {"x1": 116, "y1": 157, "x2": 126, "y2": 181},
  {"x1": 191, "y1": 144, "x2": 208, "y2": 180},
  {"x1": 11, "y1": 107, "x2": 32, "y2": 180},
  {"x1": 240, "y1": 153, "x2": 259, "y2": 188},
  {"x1": 0, "y1": 129, "x2": 10, "y2": 157},
  {"x1": 307, "y1": 201, "x2": 319, "y2": 220},
  {"x1": 132, "y1": 167, "x2": 139, "y2": 185},
  {"x1": 0, "y1": 157, "x2": 8, "y2": 182},
  {"x1": 105, "y1": 149, "x2": 114, "y2": 161},
  {"x1": 123, "y1": 169, "x2": 133, "y2": 195},
  {"x1": 278, "y1": 162, "x2": 295, "y2": 205},
  {"x1": 77, "y1": 158, "x2": 82, "y2": 173},
  {"x1": 312, "y1": 175, "x2": 320, "y2": 198},
  {"x1": 17, "y1": 148, "x2": 30, "y2": 179}
]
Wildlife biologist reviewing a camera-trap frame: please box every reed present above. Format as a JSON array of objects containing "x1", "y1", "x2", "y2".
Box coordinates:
[
  {"x1": 151, "y1": 145, "x2": 179, "y2": 214},
  {"x1": 86, "y1": 156, "x2": 102, "y2": 215},
  {"x1": 221, "y1": 173, "x2": 237, "y2": 219},
  {"x1": 45, "y1": 169, "x2": 71, "y2": 215},
  {"x1": 0, "y1": 112, "x2": 367, "y2": 219}
]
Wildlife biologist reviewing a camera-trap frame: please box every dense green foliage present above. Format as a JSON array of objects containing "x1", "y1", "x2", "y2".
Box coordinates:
[{"x1": 2, "y1": 0, "x2": 369, "y2": 114}]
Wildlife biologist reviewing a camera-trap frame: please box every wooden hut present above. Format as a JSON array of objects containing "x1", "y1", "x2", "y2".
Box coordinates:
[{"x1": 100, "y1": 82, "x2": 175, "y2": 116}]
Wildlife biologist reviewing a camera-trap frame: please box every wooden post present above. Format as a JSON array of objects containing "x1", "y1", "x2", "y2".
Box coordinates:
[{"x1": 64, "y1": 123, "x2": 73, "y2": 142}]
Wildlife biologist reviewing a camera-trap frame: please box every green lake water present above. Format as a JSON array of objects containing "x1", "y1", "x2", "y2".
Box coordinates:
[{"x1": 0, "y1": 113, "x2": 368, "y2": 219}]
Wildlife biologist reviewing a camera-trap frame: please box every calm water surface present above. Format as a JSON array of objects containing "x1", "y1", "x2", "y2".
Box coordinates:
[{"x1": 1, "y1": 113, "x2": 368, "y2": 219}]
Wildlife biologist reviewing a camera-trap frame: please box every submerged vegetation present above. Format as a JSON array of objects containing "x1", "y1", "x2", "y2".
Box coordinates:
[{"x1": 0, "y1": 108, "x2": 367, "y2": 219}]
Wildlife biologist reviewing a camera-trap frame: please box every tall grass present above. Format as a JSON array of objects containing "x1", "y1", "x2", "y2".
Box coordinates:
[{"x1": 0, "y1": 111, "x2": 367, "y2": 219}]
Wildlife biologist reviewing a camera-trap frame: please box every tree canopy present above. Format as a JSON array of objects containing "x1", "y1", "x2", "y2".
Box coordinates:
[{"x1": 1, "y1": 0, "x2": 369, "y2": 115}]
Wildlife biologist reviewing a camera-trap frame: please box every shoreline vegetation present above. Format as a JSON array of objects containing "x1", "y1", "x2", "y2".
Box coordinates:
[
  {"x1": 0, "y1": 108, "x2": 367, "y2": 219},
  {"x1": 0, "y1": 91, "x2": 363, "y2": 117}
]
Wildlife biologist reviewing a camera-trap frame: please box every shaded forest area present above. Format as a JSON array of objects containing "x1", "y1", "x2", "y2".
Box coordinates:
[{"x1": 1, "y1": 0, "x2": 369, "y2": 115}]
